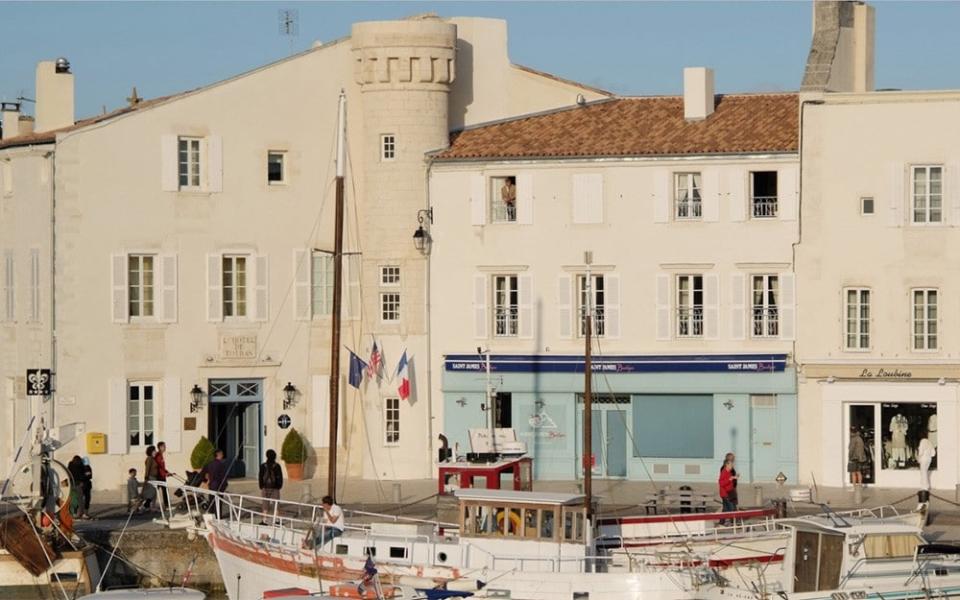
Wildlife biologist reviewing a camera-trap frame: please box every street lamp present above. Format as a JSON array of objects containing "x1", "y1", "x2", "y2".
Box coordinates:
[
  {"x1": 189, "y1": 384, "x2": 205, "y2": 413},
  {"x1": 413, "y1": 208, "x2": 433, "y2": 254},
  {"x1": 282, "y1": 381, "x2": 297, "y2": 410}
]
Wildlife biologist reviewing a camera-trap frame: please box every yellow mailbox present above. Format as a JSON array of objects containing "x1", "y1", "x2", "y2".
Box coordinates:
[{"x1": 86, "y1": 432, "x2": 106, "y2": 454}]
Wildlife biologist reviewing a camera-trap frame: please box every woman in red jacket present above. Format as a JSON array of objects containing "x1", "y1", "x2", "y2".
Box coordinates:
[{"x1": 718, "y1": 459, "x2": 738, "y2": 520}]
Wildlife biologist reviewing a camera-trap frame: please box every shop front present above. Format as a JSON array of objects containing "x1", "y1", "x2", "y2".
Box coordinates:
[
  {"x1": 805, "y1": 363, "x2": 959, "y2": 489},
  {"x1": 441, "y1": 353, "x2": 798, "y2": 485}
]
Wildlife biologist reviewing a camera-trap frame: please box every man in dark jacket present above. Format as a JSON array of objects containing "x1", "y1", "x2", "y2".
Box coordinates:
[
  {"x1": 201, "y1": 449, "x2": 229, "y2": 493},
  {"x1": 258, "y1": 449, "x2": 284, "y2": 517}
]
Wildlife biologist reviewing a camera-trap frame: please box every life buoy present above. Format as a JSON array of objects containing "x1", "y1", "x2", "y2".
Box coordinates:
[{"x1": 496, "y1": 510, "x2": 521, "y2": 533}]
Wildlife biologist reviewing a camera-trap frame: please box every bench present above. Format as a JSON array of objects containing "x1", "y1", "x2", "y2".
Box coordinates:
[{"x1": 643, "y1": 491, "x2": 717, "y2": 515}]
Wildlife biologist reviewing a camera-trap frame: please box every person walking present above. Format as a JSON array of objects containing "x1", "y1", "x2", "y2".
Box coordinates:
[
  {"x1": 155, "y1": 441, "x2": 173, "y2": 509},
  {"x1": 718, "y1": 459, "x2": 738, "y2": 524},
  {"x1": 67, "y1": 456, "x2": 90, "y2": 519},
  {"x1": 201, "y1": 449, "x2": 229, "y2": 494},
  {"x1": 81, "y1": 457, "x2": 93, "y2": 517},
  {"x1": 143, "y1": 445, "x2": 160, "y2": 512},
  {"x1": 258, "y1": 449, "x2": 283, "y2": 519},
  {"x1": 127, "y1": 468, "x2": 143, "y2": 513},
  {"x1": 848, "y1": 427, "x2": 867, "y2": 485}
]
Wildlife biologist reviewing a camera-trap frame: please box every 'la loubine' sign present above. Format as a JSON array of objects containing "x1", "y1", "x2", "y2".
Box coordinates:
[{"x1": 444, "y1": 354, "x2": 787, "y2": 374}]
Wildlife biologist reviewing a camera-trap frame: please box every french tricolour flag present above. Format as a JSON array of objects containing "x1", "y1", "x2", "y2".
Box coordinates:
[{"x1": 396, "y1": 351, "x2": 410, "y2": 401}]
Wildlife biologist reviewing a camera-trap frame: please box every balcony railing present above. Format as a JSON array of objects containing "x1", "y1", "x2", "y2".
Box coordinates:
[
  {"x1": 490, "y1": 199, "x2": 517, "y2": 223},
  {"x1": 677, "y1": 307, "x2": 704, "y2": 337},
  {"x1": 752, "y1": 196, "x2": 779, "y2": 218},
  {"x1": 752, "y1": 307, "x2": 779, "y2": 337},
  {"x1": 676, "y1": 200, "x2": 702, "y2": 219},
  {"x1": 494, "y1": 306, "x2": 519, "y2": 336},
  {"x1": 579, "y1": 307, "x2": 606, "y2": 337}
]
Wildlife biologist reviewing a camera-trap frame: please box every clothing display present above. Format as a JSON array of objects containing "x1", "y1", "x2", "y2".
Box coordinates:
[
  {"x1": 919, "y1": 438, "x2": 936, "y2": 490},
  {"x1": 890, "y1": 413, "x2": 908, "y2": 466},
  {"x1": 928, "y1": 414, "x2": 938, "y2": 448}
]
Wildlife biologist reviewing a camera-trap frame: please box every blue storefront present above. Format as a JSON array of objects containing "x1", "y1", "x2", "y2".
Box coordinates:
[{"x1": 441, "y1": 353, "x2": 798, "y2": 484}]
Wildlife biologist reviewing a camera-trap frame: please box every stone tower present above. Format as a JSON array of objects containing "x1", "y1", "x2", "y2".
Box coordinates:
[{"x1": 350, "y1": 17, "x2": 455, "y2": 478}]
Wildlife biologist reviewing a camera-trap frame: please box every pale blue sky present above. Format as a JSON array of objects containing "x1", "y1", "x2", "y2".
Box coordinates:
[{"x1": 2, "y1": 1, "x2": 959, "y2": 119}]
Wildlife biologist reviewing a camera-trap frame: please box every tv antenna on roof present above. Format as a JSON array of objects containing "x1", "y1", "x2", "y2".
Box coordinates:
[{"x1": 278, "y1": 9, "x2": 299, "y2": 55}]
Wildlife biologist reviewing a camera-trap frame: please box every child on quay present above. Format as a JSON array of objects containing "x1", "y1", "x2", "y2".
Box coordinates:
[{"x1": 127, "y1": 468, "x2": 143, "y2": 513}]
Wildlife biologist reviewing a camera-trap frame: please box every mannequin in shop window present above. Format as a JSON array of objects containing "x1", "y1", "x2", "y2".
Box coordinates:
[
  {"x1": 890, "y1": 413, "x2": 909, "y2": 468},
  {"x1": 928, "y1": 414, "x2": 938, "y2": 449},
  {"x1": 919, "y1": 432, "x2": 936, "y2": 491}
]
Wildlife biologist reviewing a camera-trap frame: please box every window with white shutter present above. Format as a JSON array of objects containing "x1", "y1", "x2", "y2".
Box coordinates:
[
  {"x1": 557, "y1": 275, "x2": 572, "y2": 339},
  {"x1": 293, "y1": 249, "x2": 311, "y2": 321},
  {"x1": 206, "y1": 254, "x2": 223, "y2": 322},
  {"x1": 729, "y1": 273, "x2": 746, "y2": 340},
  {"x1": 911, "y1": 166, "x2": 944, "y2": 225},
  {"x1": 473, "y1": 274, "x2": 488, "y2": 339},
  {"x1": 655, "y1": 274, "x2": 670, "y2": 340},
  {"x1": 572, "y1": 173, "x2": 603, "y2": 224},
  {"x1": 29, "y1": 249, "x2": 39, "y2": 322},
  {"x1": 159, "y1": 254, "x2": 178, "y2": 323},
  {"x1": 253, "y1": 254, "x2": 269, "y2": 321},
  {"x1": 222, "y1": 255, "x2": 248, "y2": 319},
  {"x1": 128, "y1": 254, "x2": 155, "y2": 319}
]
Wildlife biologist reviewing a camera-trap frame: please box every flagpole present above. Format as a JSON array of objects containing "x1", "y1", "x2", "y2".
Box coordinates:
[{"x1": 328, "y1": 90, "x2": 347, "y2": 501}]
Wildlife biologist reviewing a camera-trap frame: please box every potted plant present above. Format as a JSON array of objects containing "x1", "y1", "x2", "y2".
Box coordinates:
[
  {"x1": 190, "y1": 436, "x2": 216, "y2": 471},
  {"x1": 281, "y1": 428, "x2": 307, "y2": 481}
]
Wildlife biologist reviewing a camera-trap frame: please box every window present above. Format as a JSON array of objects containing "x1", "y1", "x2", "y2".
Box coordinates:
[
  {"x1": 674, "y1": 172, "x2": 702, "y2": 219},
  {"x1": 177, "y1": 137, "x2": 201, "y2": 189},
  {"x1": 380, "y1": 292, "x2": 400, "y2": 322},
  {"x1": 311, "y1": 252, "x2": 334, "y2": 317},
  {"x1": 128, "y1": 382, "x2": 155, "y2": 448},
  {"x1": 493, "y1": 275, "x2": 519, "y2": 336},
  {"x1": 267, "y1": 151, "x2": 285, "y2": 184},
  {"x1": 844, "y1": 288, "x2": 871, "y2": 350},
  {"x1": 861, "y1": 196, "x2": 875, "y2": 215},
  {"x1": 677, "y1": 275, "x2": 704, "y2": 337},
  {"x1": 751, "y1": 171, "x2": 778, "y2": 218},
  {"x1": 128, "y1": 254, "x2": 155, "y2": 318},
  {"x1": 384, "y1": 397, "x2": 400, "y2": 446},
  {"x1": 911, "y1": 166, "x2": 943, "y2": 224},
  {"x1": 380, "y1": 265, "x2": 400, "y2": 286},
  {"x1": 577, "y1": 274, "x2": 605, "y2": 337},
  {"x1": 490, "y1": 176, "x2": 517, "y2": 223},
  {"x1": 222, "y1": 255, "x2": 248, "y2": 318},
  {"x1": 912, "y1": 288, "x2": 938, "y2": 350},
  {"x1": 633, "y1": 395, "x2": 713, "y2": 458},
  {"x1": 29, "y1": 249, "x2": 39, "y2": 322},
  {"x1": 751, "y1": 275, "x2": 779, "y2": 337},
  {"x1": 493, "y1": 393, "x2": 512, "y2": 428},
  {"x1": 3, "y1": 250, "x2": 13, "y2": 322},
  {"x1": 381, "y1": 134, "x2": 396, "y2": 161}
]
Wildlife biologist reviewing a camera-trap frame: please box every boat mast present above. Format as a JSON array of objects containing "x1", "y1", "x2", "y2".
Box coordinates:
[
  {"x1": 328, "y1": 90, "x2": 347, "y2": 500},
  {"x1": 583, "y1": 251, "x2": 593, "y2": 517}
]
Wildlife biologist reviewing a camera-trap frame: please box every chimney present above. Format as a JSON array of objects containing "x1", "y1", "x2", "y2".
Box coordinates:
[
  {"x1": 35, "y1": 57, "x2": 75, "y2": 133},
  {"x1": 1, "y1": 102, "x2": 22, "y2": 140},
  {"x1": 802, "y1": 1, "x2": 874, "y2": 93},
  {"x1": 18, "y1": 116, "x2": 35, "y2": 136},
  {"x1": 683, "y1": 67, "x2": 715, "y2": 121}
]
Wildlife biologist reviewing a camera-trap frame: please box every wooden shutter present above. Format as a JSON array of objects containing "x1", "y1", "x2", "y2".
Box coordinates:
[
  {"x1": 779, "y1": 272, "x2": 796, "y2": 340},
  {"x1": 518, "y1": 274, "x2": 533, "y2": 339},
  {"x1": 655, "y1": 273, "x2": 670, "y2": 340},
  {"x1": 949, "y1": 162, "x2": 960, "y2": 225},
  {"x1": 652, "y1": 169, "x2": 670, "y2": 223},
  {"x1": 206, "y1": 135, "x2": 223, "y2": 193},
  {"x1": 473, "y1": 274, "x2": 488, "y2": 339},
  {"x1": 470, "y1": 174, "x2": 486, "y2": 226},
  {"x1": 159, "y1": 253, "x2": 178, "y2": 323},
  {"x1": 730, "y1": 273, "x2": 746, "y2": 340},
  {"x1": 704, "y1": 273, "x2": 720, "y2": 340},
  {"x1": 888, "y1": 163, "x2": 904, "y2": 227},
  {"x1": 344, "y1": 255, "x2": 361, "y2": 319},
  {"x1": 516, "y1": 173, "x2": 534, "y2": 225},
  {"x1": 254, "y1": 254, "x2": 269, "y2": 321},
  {"x1": 111, "y1": 254, "x2": 128, "y2": 323},
  {"x1": 728, "y1": 170, "x2": 747, "y2": 222},
  {"x1": 604, "y1": 273, "x2": 621, "y2": 339},
  {"x1": 702, "y1": 168, "x2": 721, "y2": 222},
  {"x1": 160, "y1": 135, "x2": 178, "y2": 191},
  {"x1": 29, "y1": 249, "x2": 39, "y2": 322},
  {"x1": 293, "y1": 249, "x2": 311, "y2": 321},
  {"x1": 779, "y1": 166, "x2": 798, "y2": 221},
  {"x1": 108, "y1": 378, "x2": 128, "y2": 455},
  {"x1": 162, "y1": 377, "x2": 182, "y2": 452},
  {"x1": 573, "y1": 173, "x2": 603, "y2": 224},
  {"x1": 312, "y1": 374, "x2": 331, "y2": 448},
  {"x1": 557, "y1": 275, "x2": 573, "y2": 339},
  {"x1": 206, "y1": 254, "x2": 222, "y2": 322}
]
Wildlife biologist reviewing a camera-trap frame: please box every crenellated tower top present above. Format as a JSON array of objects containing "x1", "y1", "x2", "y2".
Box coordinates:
[{"x1": 351, "y1": 17, "x2": 456, "y2": 92}]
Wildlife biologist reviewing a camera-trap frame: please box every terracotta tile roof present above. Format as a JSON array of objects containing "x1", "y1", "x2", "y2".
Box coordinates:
[{"x1": 434, "y1": 93, "x2": 799, "y2": 160}]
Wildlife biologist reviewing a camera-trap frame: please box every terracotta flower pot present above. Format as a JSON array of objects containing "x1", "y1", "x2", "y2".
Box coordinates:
[{"x1": 285, "y1": 462, "x2": 304, "y2": 481}]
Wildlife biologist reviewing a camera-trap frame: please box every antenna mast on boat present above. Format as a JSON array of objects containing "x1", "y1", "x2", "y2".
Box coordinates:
[
  {"x1": 583, "y1": 251, "x2": 593, "y2": 517},
  {"x1": 328, "y1": 90, "x2": 347, "y2": 500}
]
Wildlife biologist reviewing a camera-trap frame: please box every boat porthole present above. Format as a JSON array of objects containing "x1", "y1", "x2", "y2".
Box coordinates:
[{"x1": 437, "y1": 552, "x2": 448, "y2": 563}]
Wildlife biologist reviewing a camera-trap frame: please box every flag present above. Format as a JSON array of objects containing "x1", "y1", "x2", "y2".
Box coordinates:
[
  {"x1": 348, "y1": 351, "x2": 368, "y2": 389},
  {"x1": 396, "y1": 351, "x2": 410, "y2": 401},
  {"x1": 367, "y1": 339, "x2": 383, "y2": 381}
]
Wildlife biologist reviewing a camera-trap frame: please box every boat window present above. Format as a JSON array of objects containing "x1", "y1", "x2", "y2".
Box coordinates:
[
  {"x1": 523, "y1": 509, "x2": 539, "y2": 538},
  {"x1": 575, "y1": 512, "x2": 584, "y2": 541},
  {"x1": 563, "y1": 509, "x2": 575, "y2": 541},
  {"x1": 541, "y1": 509, "x2": 556, "y2": 539},
  {"x1": 506, "y1": 508, "x2": 521, "y2": 536},
  {"x1": 335, "y1": 544, "x2": 348, "y2": 555},
  {"x1": 864, "y1": 534, "x2": 920, "y2": 559},
  {"x1": 364, "y1": 546, "x2": 376, "y2": 557},
  {"x1": 389, "y1": 547, "x2": 407, "y2": 559},
  {"x1": 479, "y1": 506, "x2": 499, "y2": 535},
  {"x1": 462, "y1": 505, "x2": 474, "y2": 534}
]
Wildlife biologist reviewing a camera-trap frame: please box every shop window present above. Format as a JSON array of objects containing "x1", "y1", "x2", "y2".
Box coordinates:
[
  {"x1": 633, "y1": 395, "x2": 713, "y2": 458},
  {"x1": 881, "y1": 403, "x2": 937, "y2": 471}
]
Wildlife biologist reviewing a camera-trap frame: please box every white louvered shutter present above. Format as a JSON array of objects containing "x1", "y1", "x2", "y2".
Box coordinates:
[
  {"x1": 206, "y1": 254, "x2": 222, "y2": 322},
  {"x1": 344, "y1": 255, "x2": 362, "y2": 319},
  {"x1": 111, "y1": 254, "x2": 128, "y2": 323},
  {"x1": 557, "y1": 275, "x2": 573, "y2": 339},
  {"x1": 108, "y1": 379, "x2": 128, "y2": 455},
  {"x1": 159, "y1": 254, "x2": 178, "y2": 323},
  {"x1": 206, "y1": 135, "x2": 223, "y2": 193},
  {"x1": 779, "y1": 272, "x2": 796, "y2": 341},
  {"x1": 728, "y1": 170, "x2": 747, "y2": 222},
  {"x1": 573, "y1": 173, "x2": 603, "y2": 224},
  {"x1": 518, "y1": 274, "x2": 533, "y2": 339},
  {"x1": 730, "y1": 273, "x2": 746, "y2": 340},
  {"x1": 704, "y1": 274, "x2": 720, "y2": 340},
  {"x1": 603, "y1": 273, "x2": 621, "y2": 339},
  {"x1": 312, "y1": 374, "x2": 331, "y2": 448},
  {"x1": 162, "y1": 377, "x2": 182, "y2": 452},
  {"x1": 473, "y1": 274, "x2": 488, "y2": 339},
  {"x1": 470, "y1": 174, "x2": 486, "y2": 226},
  {"x1": 293, "y1": 249, "x2": 311, "y2": 321},
  {"x1": 702, "y1": 168, "x2": 721, "y2": 222},
  {"x1": 517, "y1": 173, "x2": 534, "y2": 225},
  {"x1": 949, "y1": 162, "x2": 960, "y2": 225},
  {"x1": 655, "y1": 274, "x2": 670, "y2": 341},
  {"x1": 652, "y1": 169, "x2": 670, "y2": 223},
  {"x1": 888, "y1": 163, "x2": 904, "y2": 227},
  {"x1": 254, "y1": 254, "x2": 269, "y2": 322},
  {"x1": 778, "y1": 166, "x2": 798, "y2": 221},
  {"x1": 160, "y1": 135, "x2": 178, "y2": 191}
]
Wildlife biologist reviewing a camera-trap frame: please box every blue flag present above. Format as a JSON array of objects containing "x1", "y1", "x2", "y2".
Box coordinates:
[{"x1": 348, "y1": 351, "x2": 368, "y2": 389}]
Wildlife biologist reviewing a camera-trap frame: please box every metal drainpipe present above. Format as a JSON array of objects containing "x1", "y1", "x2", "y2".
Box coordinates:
[
  {"x1": 423, "y1": 155, "x2": 434, "y2": 476},
  {"x1": 48, "y1": 148, "x2": 56, "y2": 450}
]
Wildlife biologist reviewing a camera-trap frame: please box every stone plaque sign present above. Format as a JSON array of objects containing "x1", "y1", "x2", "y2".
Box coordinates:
[
  {"x1": 219, "y1": 335, "x2": 257, "y2": 360},
  {"x1": 183, "y1": 417, "x2": 197, "y2": 431}
]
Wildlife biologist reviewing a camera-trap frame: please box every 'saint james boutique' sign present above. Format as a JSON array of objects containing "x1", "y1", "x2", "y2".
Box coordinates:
[
  {"x1": 219, "y1": 335, "x2": 258, "y2": 360},
  {"x1": 858, "y1": 368, "x2": 913, "y2": 379}
]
